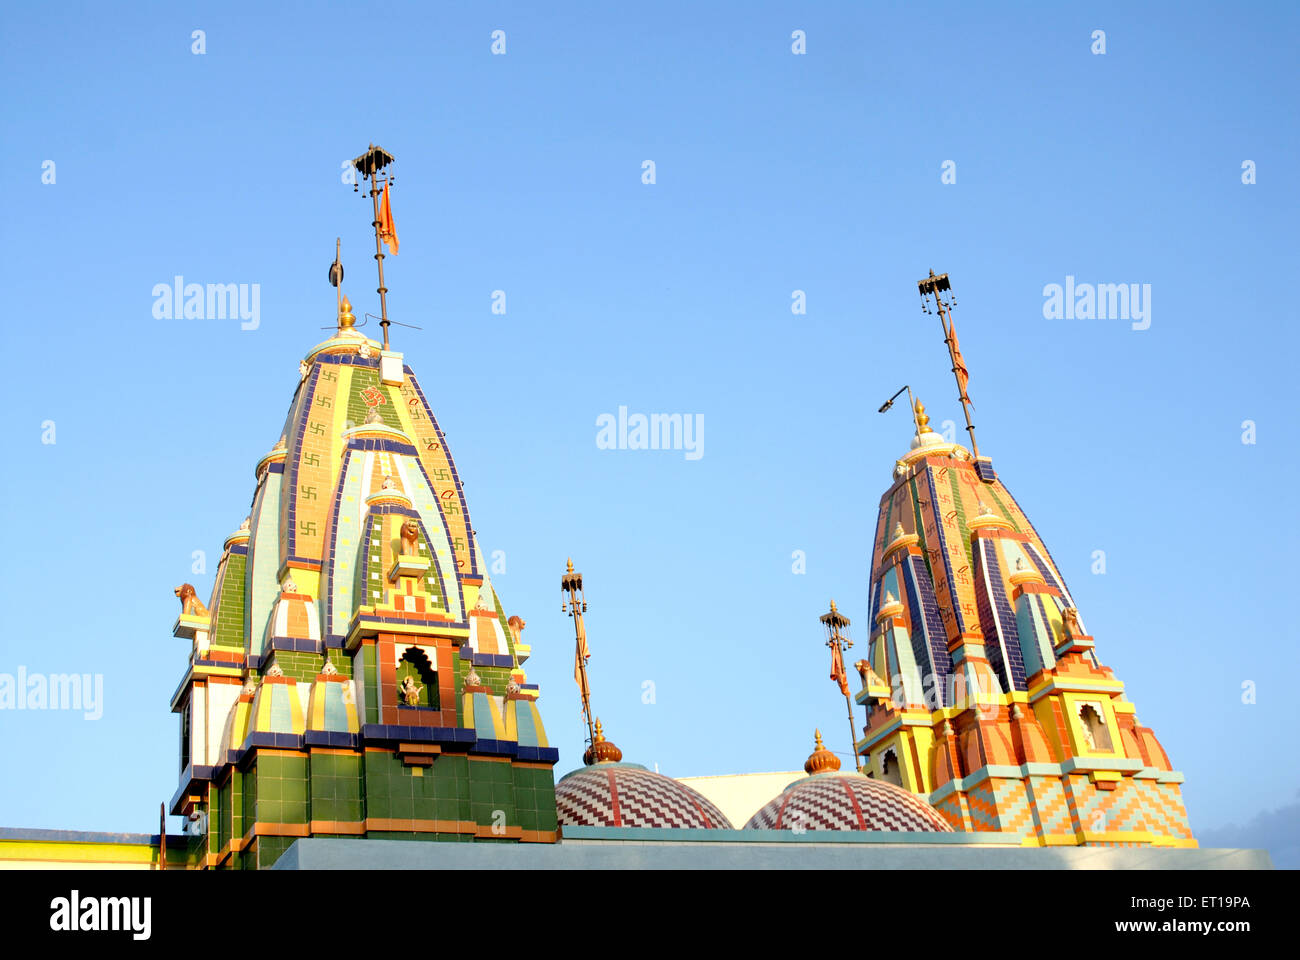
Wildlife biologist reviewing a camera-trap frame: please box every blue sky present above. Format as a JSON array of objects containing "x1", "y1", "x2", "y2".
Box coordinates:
[{"x1": 1, "y1": 2, "x2": 1296, "y2": 862}]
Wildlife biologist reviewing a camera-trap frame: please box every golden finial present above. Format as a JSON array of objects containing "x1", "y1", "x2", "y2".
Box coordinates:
[
  {"x1": 829, "y1": 599, "x2": 837, "y2": 614},
  {"x1": 804, "y1": 729, "x2": 842, "y2": 776},
  {"x1": 913, "y1": 398, "x2": 932, "y2": 433},
  {"x1": 566, "y1": 557, "x2": 574, "y2": 574},
  {"x1": 583, "y1": 717, "x2": 623, "y2": 765},
  {"x1": 338, "y1": 295, "x2": 356, "y2": 330}
]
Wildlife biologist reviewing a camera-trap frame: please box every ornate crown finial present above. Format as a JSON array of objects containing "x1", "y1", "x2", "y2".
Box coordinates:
[
  {"x1": 566, "y1": 557, "x2": 574, "y2": 574},
  {"x1": 804, "y1": 729, "x2": 842, "y2": 775},
  {"x1": 583, "y1": 717, "x2": 623, "y2": 765}
]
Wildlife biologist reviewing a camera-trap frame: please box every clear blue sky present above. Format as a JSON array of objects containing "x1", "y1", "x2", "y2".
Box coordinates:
[{"x1": 1, "y1": 2, "x2": 1296, "y2": 861}]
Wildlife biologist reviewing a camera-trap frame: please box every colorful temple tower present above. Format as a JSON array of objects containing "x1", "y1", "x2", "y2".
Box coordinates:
[
  {"x1": 852, "y1": 273, "x2": 1195, "y2": 848},
  {"x1": 168, "y1": 219, "x2": 558, "y2": 867}
]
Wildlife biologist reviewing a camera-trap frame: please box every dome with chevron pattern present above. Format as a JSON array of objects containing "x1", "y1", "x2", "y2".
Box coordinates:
[
  {"x1": 554, "y1": 725, "x2": 731, "y2": 829},
  {"x1": 743, "y1": 732, "x2": 952, "y2": 832},
  {"x1": 556, "y1": 762, "x2": 733, "y2": 829}
]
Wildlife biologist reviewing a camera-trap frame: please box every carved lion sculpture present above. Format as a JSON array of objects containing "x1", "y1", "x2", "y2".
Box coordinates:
[
  {"x1": 400, "y1": 518, "x2": 420, "y2": 555},
  {"x1": 175, "y1": 583, "x2": 209, "y2": 617}
]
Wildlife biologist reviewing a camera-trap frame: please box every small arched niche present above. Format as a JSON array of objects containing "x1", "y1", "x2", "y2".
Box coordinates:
[
  {"x1": 879, "y1": 746, "x2": 904, "y2": 786},
  {"x1": 1076, "y1": 701, "x2": 1113, "y2": 753}
]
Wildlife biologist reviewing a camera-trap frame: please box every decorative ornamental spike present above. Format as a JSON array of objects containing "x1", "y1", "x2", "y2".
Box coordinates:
[
  {"x1": 917, "y1": 270, "x2": 980, "y2": 459},
  {"x1": 562, "y1": 557, "x2": 596, "y2": 756},
  {"x1": 805, "y1": 729, "x2": 842, "y2": 775},
  {"x1": 583, "y1": 717, "x2": 623, "y2": 765},
  {"x1": 819, "y1": 600, "x2": 862, "y2": 774},
  {"x1": 328, "y1": 237, "x2": 345, "y2": 319}
]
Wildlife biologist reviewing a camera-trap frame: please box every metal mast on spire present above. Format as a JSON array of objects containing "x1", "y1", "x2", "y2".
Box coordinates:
[
  {"x1": 917, "y1": 270, "x2": 980, "y2": 460},
  {"x1": 561, "y1": 558, "x2": 598, "y2": 757},
  {"x1": 351, "y1": 144, "x2": 396, "y2": 350}
]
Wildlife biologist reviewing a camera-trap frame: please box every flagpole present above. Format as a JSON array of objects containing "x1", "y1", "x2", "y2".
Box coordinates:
[
  {"x1": 351, "y1": 144, "x2": 396, "y2": 351},
  {"x1": 368, "y1": 172, "x2": 391, "y2": 351},
  {"x1": 820, "y1": 600, "x2": 863, "y2": 774},
  {"x1": 561, "y1": 558, "x2": 597, "y2": 755},
  {"x1": 918, "y1": 270, "x2": 980, "y2": 460}
]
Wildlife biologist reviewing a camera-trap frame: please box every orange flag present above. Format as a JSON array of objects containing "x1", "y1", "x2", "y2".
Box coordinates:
[
  {"x1": 830, "y1": 641, "x2": 850, "y2": 697},
  {"x1": 378, "y1": 181, "x2": 399, "y2": 254},
  {"x1": 947, "y1": 315, "x2": 972, "y2": 407},
  {"x1": 574, "y1": 621, "x2": 591, "y2": 697}
]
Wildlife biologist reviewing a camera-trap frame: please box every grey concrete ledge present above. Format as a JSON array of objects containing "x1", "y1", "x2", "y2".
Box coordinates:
[{"x1": 274, "y1": 836, "x2": 1274, "y2": 870}]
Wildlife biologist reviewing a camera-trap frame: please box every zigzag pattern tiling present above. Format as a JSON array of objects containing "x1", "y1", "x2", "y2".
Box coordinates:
[
  {"x1": 1026, "y1": 776, "x2": 1073, "y2": 836},
  {"x1": 934, "y1": 794, "x2": 965, "y2": 830},
  {"x1": 555, "y1": 765, "x2": 732, "y2": 829},
  {"x1": 1099, "y1": 781, "x2": 1153, "y2": 833},
  {"x1": 965, "y1": 782, "x2": 1001, "y2": 831},
  {"x1": 745, "y1": 775, "x2": 954, "y2": 832},
  {"x1": 1144, "y1": 782, "x2": 1194, "y2": 839},
  {"x1": 991, "y1": 778, "x2": 1034, "y2": 836}
]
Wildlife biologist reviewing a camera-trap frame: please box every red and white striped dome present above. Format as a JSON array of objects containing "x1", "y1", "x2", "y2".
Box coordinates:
[
  {"x1": 556, "y1": 763, "x2": 733, "y2": 830},
  {"x1": 744, "y1": 773, "x2": 953, "y2": 832},
  {"x1": 744, "y1": 732, "x2": 952, "y2": 832}
]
